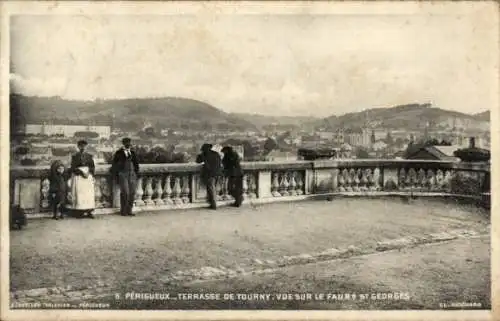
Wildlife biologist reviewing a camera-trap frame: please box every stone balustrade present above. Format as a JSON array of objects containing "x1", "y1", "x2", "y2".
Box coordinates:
[{"x1": 10, "y1": 160, "x2": 490, "y2": 216}]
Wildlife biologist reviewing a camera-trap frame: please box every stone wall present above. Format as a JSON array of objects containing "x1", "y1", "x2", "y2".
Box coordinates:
[{"x1": 10, "y1": 160, "x2": 491, "y2": 216}]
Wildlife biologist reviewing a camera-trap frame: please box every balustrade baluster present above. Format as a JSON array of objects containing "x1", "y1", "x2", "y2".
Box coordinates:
[
  {"x1": 162, "y1": 175, "x2": 173, "y2": 205},
  {"x1": 338, "y1": 169, "x2": 347, "y2": 192},
  {"x1": 134, "y1": 177, "x2": 145, "y2": 206},
  {"x1": 144, "y1": 177, "x2": 154, "y2": 205},
  {"x1": 399, "y1": 169, "x2": 407, "y2": 190},
  {"x1": 345, "y1": 169, "x2": 355, "y2": 192},
  {"x1": 360, "y1": 169, "x2": 369, "y2": 191},
  {"x1": 280, "y1": 172, "x2": 290, "y2": 196},
  {"x1": 271, "y1": 173, "x2": 281, "y2": 197},
  {"x1": 288, "y1": 172, "x2": 297, "y2": 196},
  {"x1": 436, "y1": 170, "x2": 444, "y2": 191},
  {"x1": 352, "y1": 169, "x2": 361, "y2": 192},
  {"x1": 426, "y1": 169, "x2": 437, "y2": 191},
  {"x1": 408, "y1": 168, "x2": 417, "y2": 189},
  {"x1": 41, "y1": 178, "x2": 50, "y2": 209},
  {"x1": 154, "y1": 176, "x2": 164, "y2": 205},
  {"x1": 442, "y1": 170, "x2": 453, "y2": 193},
  {"x1": 172, "y1": 176, "x2": 183, "y2": 204},
  {"x1": 417, "y1": 169, "x2": 426, "y2": 190},
  {"x1": 404, "y1": 169, "x2": 412, "y2": 190},
  {"x1": 366, "y1": 168, "x2": 374, "y2": 191},
  {"x1": 182, "y1": 176, "x2": 191, "y2": 203}
]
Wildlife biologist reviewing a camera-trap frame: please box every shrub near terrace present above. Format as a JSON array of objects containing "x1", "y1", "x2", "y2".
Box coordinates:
[{"x1": 104, "y1": 147, "x2": 189, "y2": 164}]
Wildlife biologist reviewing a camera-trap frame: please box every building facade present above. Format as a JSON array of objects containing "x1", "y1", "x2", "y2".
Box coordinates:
[{"x1": 24, "y1": 124, "x2": 111, "y2": 138}]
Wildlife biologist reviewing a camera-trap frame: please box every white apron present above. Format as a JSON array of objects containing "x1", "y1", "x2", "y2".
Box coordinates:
[{"x1": 68, "y1": 166, "x2": 95, "y2": 210}]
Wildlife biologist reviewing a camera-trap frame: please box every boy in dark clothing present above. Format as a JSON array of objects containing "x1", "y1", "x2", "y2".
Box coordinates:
[
  {"x1": 196, "y1": 143, "x2": 222, "y2": 209},
  {"x1": 221, "y1": 146, "x2": 244, "y2": 207},
  {"x1": 49, "y1": 160, "x2": 68, "y2": 220}
]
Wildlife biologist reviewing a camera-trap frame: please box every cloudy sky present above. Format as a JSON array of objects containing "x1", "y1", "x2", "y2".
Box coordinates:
[{"x1": 9, "y1": 7, "x2": 498, "y2": 117}]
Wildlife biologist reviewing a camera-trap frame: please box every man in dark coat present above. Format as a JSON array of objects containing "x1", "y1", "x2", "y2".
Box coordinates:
[
  {"x1": 221, "y1": 146, "x2": 244, "y2": 207},
  {"x1": 196, "y1": 143, "x2": 222, "y2": 209},
  {"x1": 111, "y1": 137, "x2": 140, "y2": 216}
]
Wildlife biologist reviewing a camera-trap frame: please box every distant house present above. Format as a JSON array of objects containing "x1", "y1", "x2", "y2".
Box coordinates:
[
  {"x1": 405, "y1": 145, "x2": 461, "y2": 161},
  {"x1": 394, "y1": 150, "x2": 406, "y2": 159},
  {"x1": 265, "y1": 150, "x2": 297, "y2": 162},
  {"x1": 372, "y1": 140, "x2": 388, "y2": 151}
]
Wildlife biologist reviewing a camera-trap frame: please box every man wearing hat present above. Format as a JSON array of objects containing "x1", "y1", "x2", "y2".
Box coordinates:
[
  {"x1": 111, "y1": 138, "x2": 140, "y2": 216},
  {"x1": 196, "y1": 143, "x2": 222, "y2": 209}
]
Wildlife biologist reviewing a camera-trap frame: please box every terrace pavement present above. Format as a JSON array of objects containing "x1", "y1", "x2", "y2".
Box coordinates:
[{"x1": 9, "y1": 197, "x2": 490, "y2": 309}]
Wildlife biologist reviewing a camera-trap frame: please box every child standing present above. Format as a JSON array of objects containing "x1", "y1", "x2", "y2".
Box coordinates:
[{"x1": 49, "y1": 160, "x2": 68, "y2": 220}]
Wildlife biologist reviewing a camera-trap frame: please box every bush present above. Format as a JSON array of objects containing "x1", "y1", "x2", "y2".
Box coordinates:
[
  {"x1": 14, "y1": 146, "x2": 29, "y2": 155},
  {"x1": 20, "y1": 158, "x2": 37, "y2": 166},
  {"x1": 453, "y1": 148, "x2": 490, "y2": 162},
  {"x1": 51, "y1": 148, "x2": 72, "y2": 157},
  {"x1": 74, "y1": 131, "x2": 99, "y2": 139},
  {"x1": 106, "y1": 148, "x2": 189, "y2": 164},
  {"x1": 450, "y1": 172, "x2": 483, "y2": 195}
]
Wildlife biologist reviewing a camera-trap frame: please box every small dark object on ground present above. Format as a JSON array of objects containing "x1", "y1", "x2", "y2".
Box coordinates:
[{"x1": 10, "y1": 205, "x2": 27, "y2": 230}]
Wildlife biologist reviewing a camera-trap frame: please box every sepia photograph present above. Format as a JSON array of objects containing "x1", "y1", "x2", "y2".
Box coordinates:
[{"x1": 1, "y1": 1, "x2": 497, "y2": 320}]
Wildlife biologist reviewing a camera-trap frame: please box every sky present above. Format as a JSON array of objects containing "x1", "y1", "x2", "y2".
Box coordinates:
[{"x1": 9, "y1": 8, "x2": 498, "y2": 117}]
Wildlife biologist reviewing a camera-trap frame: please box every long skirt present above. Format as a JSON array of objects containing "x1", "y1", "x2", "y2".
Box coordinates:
[{"x1": 68, "y1": 174, "x2": 95, "y2": 211}]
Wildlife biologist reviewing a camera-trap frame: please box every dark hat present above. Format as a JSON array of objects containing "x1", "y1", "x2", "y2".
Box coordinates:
[
  {"x1": 77, "y1": 140, "x2": 88, "y2": 146},
  {"x1": 221, "y1": 146, "x2": 233, "y2": 153},
  {"x1": 122, "y1": 137, "x2": 131, "y2": 144},
  {"x1": 201, "y1": 143, "x2": 213, "y2": 151}
]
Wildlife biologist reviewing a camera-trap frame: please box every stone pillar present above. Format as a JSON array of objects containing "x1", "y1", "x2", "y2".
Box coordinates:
[
  {"x1": 314, "y1": 169, "x2": 333, "y2": 194},
  {"x1": 304, "y1": 168, "x2": 315, "y2": 195},
  {"x1": 16, "y1": 178, "x2": 41, "y2": 213},
  {"x1": 382, "y1": 168, "x2": 399, "y2": 191},
  {"x1": 257, "y1": 170, "x2": 272, "y2": 198}
]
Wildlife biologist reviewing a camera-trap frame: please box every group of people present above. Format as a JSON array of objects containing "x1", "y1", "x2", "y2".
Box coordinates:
[
  {"x1": 48, "y1": 138, "x2": 244, "y2": 219},
  {"x1": 196, "y1": 143, "x2": 244, "y2": 210}
]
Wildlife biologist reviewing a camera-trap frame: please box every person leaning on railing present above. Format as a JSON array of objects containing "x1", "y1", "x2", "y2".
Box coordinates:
[
  {"x1": 221, "y1": 146, "x2": 244, "y2": 207},
  {"x1": 196, "y1": 143, "x2": 222, "y2": 210}
]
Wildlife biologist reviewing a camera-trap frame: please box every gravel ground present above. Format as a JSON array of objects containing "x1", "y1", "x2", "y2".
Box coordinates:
[
  {"x1": 10, "y1": 197, "x2": 489, "y2": 302},
  {"x1": 144, "y1": 235, "x2": 488, "y2": 310}
]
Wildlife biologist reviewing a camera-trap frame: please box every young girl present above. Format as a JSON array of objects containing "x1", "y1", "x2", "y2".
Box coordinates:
[{"x1": 49, "y1": 160, "x2": 69, "y2": 220}]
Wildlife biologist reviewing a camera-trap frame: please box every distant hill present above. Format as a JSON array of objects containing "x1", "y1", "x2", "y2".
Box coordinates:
[
  {"x1": 9, "y1": 95, "x2": 490, "y2": 135},
  {"x1": 232, "y1": 113, "x2": 318, "y2": 131},
  {"x1": 10, "y1": 94, "x2": 257, "y2": 132},
  {"x1": 317, "y1": 103, "x2": 489, "y2": 131}
]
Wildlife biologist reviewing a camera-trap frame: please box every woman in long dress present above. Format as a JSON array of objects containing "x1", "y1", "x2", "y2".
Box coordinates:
[{"x1": 68, "y1": 140, "x2": 96, "y2": 218}]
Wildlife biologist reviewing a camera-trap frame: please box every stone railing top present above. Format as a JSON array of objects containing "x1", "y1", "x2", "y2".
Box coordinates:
[
  {"x1": 312, "y1": 159, "x2": 490, "y2": 172},
  {"x1": 10, "y1": 159, "x2": 490, "y2": 179}
]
